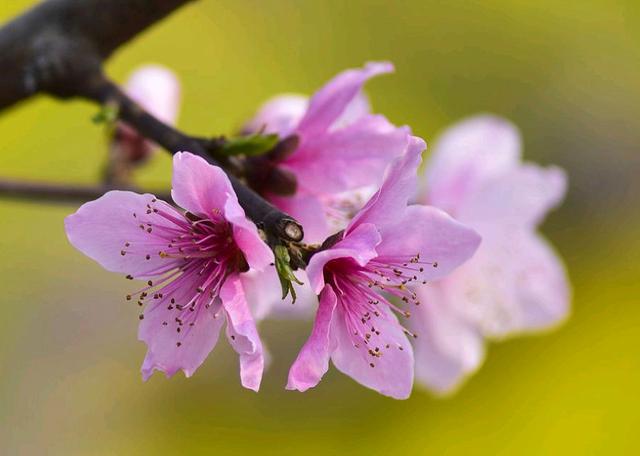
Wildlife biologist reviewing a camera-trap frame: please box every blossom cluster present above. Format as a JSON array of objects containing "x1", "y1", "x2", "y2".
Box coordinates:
[{"x1": 65, "y1": 62, "x2": 569, "y2": 398}]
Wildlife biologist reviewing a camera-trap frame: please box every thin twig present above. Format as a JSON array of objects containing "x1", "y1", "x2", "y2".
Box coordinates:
[
  {"x1": 79, "y1": 75, "x2": 304, "y2": 244},
  {"x1": 0, "y1": 0, "x2": 304, "y2": 246},
  {"x1": 0, "y1": 177, "x2": 171, "y2": 204}
]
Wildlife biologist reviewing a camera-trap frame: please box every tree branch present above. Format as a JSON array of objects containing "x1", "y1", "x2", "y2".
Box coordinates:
[
  {"x1": 0, "y1": 0, "x2": 304, "y2": 247},
  {"x1": 79, "y1": 75, "x2": 303, "y2": 244},
  {"x1": 0, "y1": 177, "x2": 171, "y2": 204},
  {"x1": 0, "y1": 0, "x2": 195, "y2": 111}
]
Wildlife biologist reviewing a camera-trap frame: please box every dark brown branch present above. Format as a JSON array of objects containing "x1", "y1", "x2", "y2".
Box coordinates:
[
  {"x1": 80, "y1": 75, "x2": 304, "y2": 244},
  {"x1": 0, "y1": 177, "x2": 171, "y2": 204},
  {"x1": 0, "y1": 0, "x2": 195, "y2": 111},
  {"x1": 0, "y1": 0, "x2": 304, "y2": 247}
]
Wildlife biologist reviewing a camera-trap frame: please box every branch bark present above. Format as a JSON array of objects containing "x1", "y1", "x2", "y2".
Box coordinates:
[
  {"x1": 0, "y1": 0, "x2": 194, "y2": 110},
  {"x1": 81, "y1": 75, "x2": 304, "y2": 244},
  {"x1": 0, "y1": 0, "x2": 304, "y2": 246},
  {"x1": 0, "y1": 177, "x2": 171, "y2": 204}
]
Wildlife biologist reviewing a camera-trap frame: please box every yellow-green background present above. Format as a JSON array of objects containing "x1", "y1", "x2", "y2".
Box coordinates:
[{"x1": 1, "y1": 1, "x2": 638, "y2": 454}]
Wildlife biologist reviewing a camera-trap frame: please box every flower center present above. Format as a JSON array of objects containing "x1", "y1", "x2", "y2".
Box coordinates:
[
  {"x1": 325, "y1": 253, "x2": 438, "y2": 367},
  {"x1": 120, "y1": 198, "x2": 245, "y2": 346}
]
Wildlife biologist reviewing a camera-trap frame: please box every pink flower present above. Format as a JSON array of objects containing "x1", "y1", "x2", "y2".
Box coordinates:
[
  {"x1": 244, "y1": 62, "x2": 410, "y2": 242},
  {"x1": 286, "y1": 137, "x2": 481, "y2": 399},
  {"x1": 113, "y1": 65, "x2": 181, "y2": 162},
  {"x1": 65, "y1": 152, "x2": 272, "y2": 390},
  {"x1": 412, "y1": 115, "x2": 570, "y2": 394}
]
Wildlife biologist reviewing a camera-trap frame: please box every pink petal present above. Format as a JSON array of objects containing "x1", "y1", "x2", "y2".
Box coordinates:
[
  {"x1": 306, "y1": 223, "x2": 381, "y2": 294},
  {"x1": 411, "y1": 285, "x2": 485, "y2": 395},
  {"x1": 514, "y1": 234, "x2": 570, "y2": 331},
  {"x1": 331, "y1": 304, "x2": 414, "y2": 399},
  {"x1": 297, "y1": 61, "x2": 394, "y2": 138},
  {"x1": 65, "y1": 191, "x2": 182, "y2": 278},
  {"x1": 115, "y1": 66, "x2": 180, "y2": 162},
  {"x1": 139, "y1": 296, "x2": 223, "y2": 380},
  {"x1": 286, "y1": 285, "x2": 337, "y2": 392},
  {"x1": 171, "y1": 152, "x2": 234, "y2": 217},
  {"x1": 268, "y1": 193, "x2": 330, "y2": 244},
  {"x1": 125, "y1": 65, "x2": 181, "y2": 126},
  {"x1": 220, "y1": 275, "x2": 264, "y2": 391},
  {"x1": 347, "y1": 136, "x2": 426, "y2": 234},
  {"x1": 223, "y1": 197, "x2": 273, "y2": 271},
  {"x1": 458, "y1": 164, "x2": 568, "y2": 230},
  {"x1": 376, "y1": 205, "x2": 482, "y2": 283},
  {"x1": 332, "y1": 91, "x2": 371, "y2": 130},
  {"x1": 283, "y1": 115, "x2": 410, "y2": 195},
  {"x1": 447, "y1": 231, "x2": 570, "y2": 338},
  {"x1": 243, "y1": 94, "x2": 308, "y2": 137},
  {"x1": 424, "y1": 115, "x2": 521, "y2": 214},
  {"x1": 170, "y1": 152, "x2": 272, "y2": 270},
  {"x1": 241, "y1": 267, "x2": 315, "y2": 321}
]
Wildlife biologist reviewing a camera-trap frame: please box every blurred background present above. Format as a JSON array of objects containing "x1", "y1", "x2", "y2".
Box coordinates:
[{"x1": 1, "y1": 0, "x2": 638, "y2": 454}]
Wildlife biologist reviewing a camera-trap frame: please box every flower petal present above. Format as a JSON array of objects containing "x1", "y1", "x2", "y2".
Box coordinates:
[
  {"x1": 411, "y1": 285, "x2": 485, "y2": 395},
  {"x1": 297, "y1": 61, "x2": 394, "y2": 137},
  {"x1": 424, "y1": 115, "x2": 521, "y2": 214},
  {"x1": 347, "y1": 136, "x2": 425, "y2": 234},
  {"x1": 284, "y1": 115, "x2": 410, "y2": 195},
  {"x1": 306, "y1": 223, "x2": 381, "y2": 294},
  {"x1": 125, "y1": 65, "x2": 181, "y2": 125},
  {"x1": 221, "y1": 275, "x2": 264, "y2": 391},
  {"x1": 287, "y1": 285, "x2": 337, "y2": 392},
  {"x1": 241, "y1": 267, "x2": 315, "y2": 321},
  {"x1": 515, "y1": 234, "x2": 571, "y2": 330},
  {"x1": 447, "y1": 231, "x2": 570, "y2": 338},
  {"x1": 139, "y1": 296, "x2": 223, "y2": 380},
  {"x1": 65, "y1": 191, "x2": 183, "y2": 278},
  {"x1": 171, "y1": 152, "x2": 234, "y2": 217},
  {"x1": 223, "y1": 196, "x2": 273, "y2": 270},
  {"x1": 332, "y1": 90, "x2": 371, "y2": 130},
  {"x1": 458, "y1": 164, "x2": 568, "y2": 230},
  {"x1": 331, "y1": 304, "x2": 414, "y2": 399},
  {"x1": 376, "y1": 205, "x2": 481, "y2": 283},
  {"x1": 243, "y1": 94, "x2": 308, "y2": 137}
]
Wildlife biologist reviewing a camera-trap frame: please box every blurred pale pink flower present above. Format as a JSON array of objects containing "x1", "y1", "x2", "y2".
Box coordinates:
[
  {"x1": 114, "y1": 65, "x2": 181, "y2": 162},
  {"x1": 412, "y1": 115, "x2": 570, "y2": 394},
  {"x1": 241, "y1": 267, "x2": 316, "y2": 322},
  {"x1": 286, "y1": 137, "x2": 481, "y2": 399},
  {"x1": 65, "y1": 152, "x2": 272, "y2": 390},
  {"x1": 244, "y1": 61, "x2": 410, "y2": 243}
]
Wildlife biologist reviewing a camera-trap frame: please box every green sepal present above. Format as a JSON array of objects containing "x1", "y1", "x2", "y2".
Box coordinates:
[
  {"x1": 274, "y1": 244, "x2": 304, "y2": 303},
  {"x1": 220, "y1": 133, "x2": 279, "y2": 157},
  {"x1": 92, "y1": 104, "x2": 119, "y2": 125}
]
